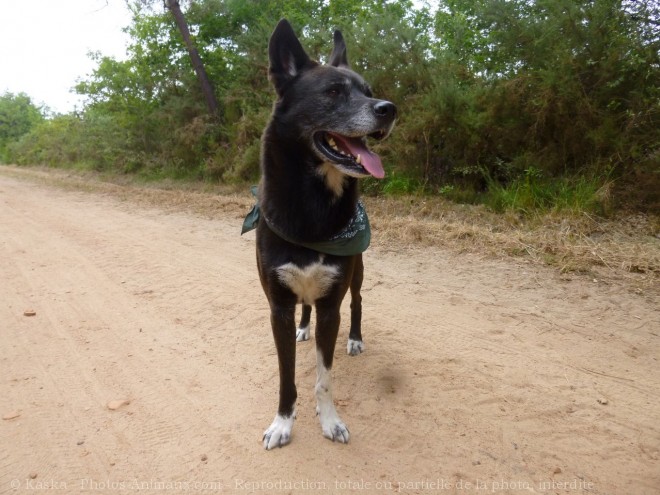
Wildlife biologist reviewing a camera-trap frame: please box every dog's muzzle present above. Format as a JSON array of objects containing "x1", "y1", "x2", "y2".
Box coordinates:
[{"x1": 313, "y1": 100, "x2": 397, "y2": 179}]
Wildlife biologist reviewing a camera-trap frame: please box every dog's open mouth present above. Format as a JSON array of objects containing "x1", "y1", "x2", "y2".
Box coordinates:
[{"x1": 314, "y1": 131, "x2": 386, "y2": 179}]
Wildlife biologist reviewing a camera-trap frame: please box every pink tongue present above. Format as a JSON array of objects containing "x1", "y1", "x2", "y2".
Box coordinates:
[{"x1": 329, "y1": 133, "x2": 385, "y2": 179}]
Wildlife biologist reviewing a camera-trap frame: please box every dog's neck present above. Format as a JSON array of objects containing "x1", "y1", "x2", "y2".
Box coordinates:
[
  {"x1": 317, "y1": 162, "x2": 346, "y2": 199},
  {"x1": 260, "y1": 143, "x2": 359, "y2": 243}
]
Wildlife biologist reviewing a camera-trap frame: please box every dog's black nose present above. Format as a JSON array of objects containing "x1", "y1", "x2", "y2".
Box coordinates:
[{"x1": 373, "y1": 101, "x2": 397, "y2": 120}]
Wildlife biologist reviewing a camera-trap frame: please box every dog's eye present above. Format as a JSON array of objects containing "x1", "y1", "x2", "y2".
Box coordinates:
[{"x1": 325, "y1": 83, "x2": 346, "y2": 98}]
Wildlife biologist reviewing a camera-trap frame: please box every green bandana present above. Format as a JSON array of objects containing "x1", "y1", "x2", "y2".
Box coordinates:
[{"x1": 241, "y1": 187, "x2": 371, "y2": 256}]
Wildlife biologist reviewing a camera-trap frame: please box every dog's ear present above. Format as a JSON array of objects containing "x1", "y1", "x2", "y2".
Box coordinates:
[
  {"x1": 328, "y1": 30, "x2": 349, "y2": 68},
  {"x1": 268, "y1": 19, "x2": 315, "y2": 95}
]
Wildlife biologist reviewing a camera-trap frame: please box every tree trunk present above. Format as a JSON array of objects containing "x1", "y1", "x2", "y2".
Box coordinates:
[{"x1": 165, "y1": 0, "x2": 220, "y2": 117}]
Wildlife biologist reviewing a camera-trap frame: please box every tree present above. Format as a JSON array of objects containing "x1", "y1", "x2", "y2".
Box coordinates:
[
  {"x1": 165, "y1": 0, "x2": 220, "y2": 116},
  {"x1": 10, "y1": 0, "x2": 658, "y2": 210},
  {"x1": 0, "y1": 92, "x2": 44, "y2": 162},
  {"x1": 422, "y1": 0, "x2": 660, "y2": 186}
]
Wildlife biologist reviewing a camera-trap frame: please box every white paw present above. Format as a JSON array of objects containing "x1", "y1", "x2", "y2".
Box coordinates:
[
  {"x1": 319, "y1": 412, "x2": 350, "y2": 444},
  {"x1": 263, "y1": 413, "x2": 295, "y2": 450},
  {"x1": 347, "y1": 338, "x2": 365, "y2": 356},
  {"x1": 296, "y1": 325, "x2": 310, "y2": 342}
]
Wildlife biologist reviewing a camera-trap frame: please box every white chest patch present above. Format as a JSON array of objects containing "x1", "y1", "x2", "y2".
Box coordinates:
[{"x1": 276, "y1": 257, "x2": 339, "y2": 305}]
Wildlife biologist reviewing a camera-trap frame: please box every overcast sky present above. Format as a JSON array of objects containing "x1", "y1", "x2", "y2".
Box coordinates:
[{"x1": 0, "y1": 0, "x2": 133, "y2": 114}]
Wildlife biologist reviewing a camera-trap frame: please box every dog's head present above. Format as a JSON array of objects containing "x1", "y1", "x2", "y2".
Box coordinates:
[{"x1": 268, "y1": 19, "x2": 397, "y2": 179}]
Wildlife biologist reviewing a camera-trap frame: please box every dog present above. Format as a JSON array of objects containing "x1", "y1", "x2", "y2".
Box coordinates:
[{"x1": 252, "y1": 19, "x2": 396, "y2": 449}]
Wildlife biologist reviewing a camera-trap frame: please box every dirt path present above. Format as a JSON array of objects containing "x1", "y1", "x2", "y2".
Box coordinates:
[{"x1": 1, "y1": 169, "x2": 658, "y2": 494}]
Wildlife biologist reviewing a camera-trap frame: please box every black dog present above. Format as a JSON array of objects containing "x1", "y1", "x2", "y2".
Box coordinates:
[{"x1": 249, "y1": 19, "x2": 396, "y2": 449}]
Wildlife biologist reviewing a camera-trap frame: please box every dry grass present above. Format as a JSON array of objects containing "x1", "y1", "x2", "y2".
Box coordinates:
[
  {"x1": 367, "y1": 195, "x2": 658, "y2": 290},
  {"x1": 2, "y1": 165, "x2": 658, "y2": 293}
]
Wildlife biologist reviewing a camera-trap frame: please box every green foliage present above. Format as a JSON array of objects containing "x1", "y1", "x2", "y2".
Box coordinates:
[
  {"x1": 382, "y1": 174, "x2": 425, "y2": 196},
  {"x1": 482, "y1": 168, "x2": 613, "y2": 215},
  {"x1": 8, "y1": 115, "x2": 84, "y2": 167},
  {"x1": 5, "y1": 0, "x2": 659, "y2": 213},
  {"x1": 0, "y1": 92, "x2": 44, "y2": 162},
  {"x1": 405, "y1": 0, "x2": 659, "y2": 212}
]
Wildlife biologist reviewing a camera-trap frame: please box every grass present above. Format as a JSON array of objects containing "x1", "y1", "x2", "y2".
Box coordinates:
[
  {"x1": 376, "y1": 167, "x2": 614, "y2": 219},
  {"x1": 368, "y1": 194, "x2": 657, "y2": 290},
  {"x1": 482, "y1": 174, "x2": 612, "y2": 216}
]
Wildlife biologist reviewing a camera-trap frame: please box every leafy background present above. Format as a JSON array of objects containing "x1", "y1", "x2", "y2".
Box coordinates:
[{"x1": 1, "y1": 0, "x2": 658, "y2": 214}]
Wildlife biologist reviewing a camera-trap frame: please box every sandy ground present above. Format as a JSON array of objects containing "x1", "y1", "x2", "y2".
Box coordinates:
[{"x1": 0, "y1": 169, "x2": 658, "y2": 495}]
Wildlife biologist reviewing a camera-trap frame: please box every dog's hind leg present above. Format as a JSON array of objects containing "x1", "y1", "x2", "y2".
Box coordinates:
[
  {"x1": 263, "y1": 303, "x2": 298, "y2": 449},
  {"x1": 315, "y1": 300, "x2": 350, "y2": 443},
  {"x1": 347, "y1": 254, "x2": 365, "y2": 356},
  {"x1": 296, "y1": 304, "x2": 312, "y2": 342}
]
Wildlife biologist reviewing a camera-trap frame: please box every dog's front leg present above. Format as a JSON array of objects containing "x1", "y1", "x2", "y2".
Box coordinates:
[
  {"x1": 315, "y1": 301, "x2": 350, "y2": 443},
  {"x1": 263, "y1": 304, "x2": 297, "y2": 449}
]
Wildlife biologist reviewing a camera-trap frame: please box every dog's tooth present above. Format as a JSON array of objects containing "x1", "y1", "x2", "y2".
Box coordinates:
[
  {"x1": 327, "y1": 137, "x2": 340, "y2": 152},
  {"x1": 356, "y1": 154, "x2": 362, "y2": 164}
]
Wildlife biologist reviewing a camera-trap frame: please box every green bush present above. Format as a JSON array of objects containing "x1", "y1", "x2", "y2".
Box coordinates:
[{"x1": 4, "y1": 0, "x2": 658, "y2": 214}]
